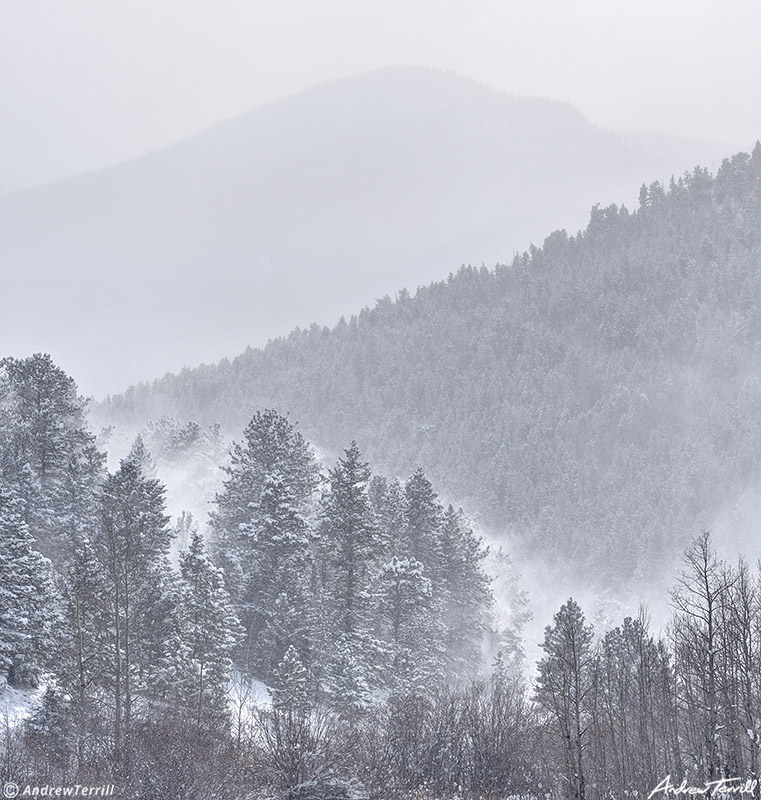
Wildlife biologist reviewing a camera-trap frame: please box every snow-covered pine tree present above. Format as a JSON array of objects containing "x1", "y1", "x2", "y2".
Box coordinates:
[
  {"x1": 369, "y1": 476, "x2": 408, "y2": 561},
  {"x1": 91, "y1": 452, "x2": 175, "y2": 757},
  {"x1": 127, "y1": 433, "x2": 157, "y2": 479},
  {"x1": 487, "y1": 547, "x2": 531, "y2": 675},
  {"x1": 20, "y1": 421, "x2": 108, "y2": 770},
  {"x1": 0, "y1": 484, "x2": 55, "y2": 687},
  {"x1": 245, "y1": 470, "x2": 314, "y2": 680},
  {"x1": 211, "y1": 410, "x2": 320, "y2": 678},
  {"x1": 55, "y1": 528, "x2": 111, "y2": 767},
  {"x1": 439, "y1": 505, "x2": 492, "y2": 680},
  {"x1": 57, "y1": 440, "x2": 106, "y2": 547},
  {"x1": 404, "y1": 468, "x2": 443, "y2": 585},
  {"x1": 318, "y1": 442, "x2": 384, "y2": 706},
  {"x1": 0, "y1": 354, "x2": 98, "y2": 561},
  {"x1": 376, "y1": 556, "x2": 435, "y2": 689},
  {"x1": 326, "y1": 634, "x2": 373, "y2": 720},
  {"x1": 24, "y1": 686, "x2": 74, "y2": 771},
  {"x1": 212, "y1": 409, "x2": 320, "y2": 551},
  {"x1": 263, "y1": 644, "x2": 332, "y2": 795},
  {"x1": 173, "y1": 530, "x2": 243, "y2": 730},
  {"x1": 271, "y1": 644, "x2": 309, "y2": 714}
]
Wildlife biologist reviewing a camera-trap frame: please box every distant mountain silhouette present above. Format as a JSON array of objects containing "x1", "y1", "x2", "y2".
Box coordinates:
[{"x1": 1, "y1": 67, "x2": 735, "y2": 395}]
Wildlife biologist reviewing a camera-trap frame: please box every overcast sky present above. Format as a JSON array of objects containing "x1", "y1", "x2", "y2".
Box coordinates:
[{"x1": 1, "y1": 0, "x2": 759, "y2": 195}]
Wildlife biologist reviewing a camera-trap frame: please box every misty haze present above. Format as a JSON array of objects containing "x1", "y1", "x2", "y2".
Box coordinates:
[{"x1": 1, "y1": 3, "x2": 760, "y2": 800}]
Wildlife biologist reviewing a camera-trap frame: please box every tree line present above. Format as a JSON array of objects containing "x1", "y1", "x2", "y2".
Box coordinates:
[
  {"x1": 3, "y1": 354, "x2": 761, "y2": 799},
  {"x1": 1, "y1": 354, "x2": 498, "y2": 797}
]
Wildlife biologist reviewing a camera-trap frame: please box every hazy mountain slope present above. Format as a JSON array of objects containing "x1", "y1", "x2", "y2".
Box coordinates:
[
  {"x1": 0, "y1": 67, "x2": 734, "y2": 396},
  {"x1": 98, "y1": 147, "x2": 761, "y2": 589}
]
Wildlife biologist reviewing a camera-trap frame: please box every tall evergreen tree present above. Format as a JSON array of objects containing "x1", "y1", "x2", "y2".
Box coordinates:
[
  {"x1": 248, "y1": 471, "x2": 314, "y2": 678},
  {"x1": 404, "y1": 468, "x2": 443, "y2": 585},
  {"x1": 439, "y1": 505, "x2": 492, "y2": 680},
  {"x1": 173, "y1": 531, "x2": 243, "y2": 730},
  {"x1": 211, "y1": 410, "x2": 320, "y2": 680},
  {"x1": 318, "y1": 442, "x2": 384, "y2": 705},
  {"x1": 55, "y1": 528, "x2": 111, "y2": 768},
  {"x1": 0, "y1": 485, "x2": 55, "y2": 687},
  {"x1": 370, "y1": 476, "x2": 408, "y2": 561},
  {"x1": 271, "y1": 645, "x2": 309, "y2": 714},
  {"x1": 376, "y1": 555, "x2": 435, "y2": 688},
  {"x1": 0, "y1": 354, "x2": 99, "y2": 560},
  {"x1": 91, "y1": 453, "x2": 174, "y2": 760}
]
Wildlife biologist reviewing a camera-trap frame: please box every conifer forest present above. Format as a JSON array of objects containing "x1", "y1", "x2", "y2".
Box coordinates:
[
  {"x1": 2, "y1": 145, "x2": 761, "y2": 798},
  {"x1": 1, "y1": 9, "x2": 761, "y2": 797}
]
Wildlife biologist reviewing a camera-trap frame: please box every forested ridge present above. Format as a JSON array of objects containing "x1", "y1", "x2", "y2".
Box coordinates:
[
  {"x1": 100, "y1": 144, "x2": 761, "y2": 588},
  {"x1": 6, "y1": 356, "x2": 761, "y2": 799}
]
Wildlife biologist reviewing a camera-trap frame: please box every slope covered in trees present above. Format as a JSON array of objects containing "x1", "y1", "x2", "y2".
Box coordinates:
[
  {"x1": 100, "y1": 145, "x2": 761, "y2": 589},
  {"x1": 1, "y1": 357, "x2": 505, "y2": 796},
  {"x1": 4, "y1": 361, "x2": 761, "y2": 799}
]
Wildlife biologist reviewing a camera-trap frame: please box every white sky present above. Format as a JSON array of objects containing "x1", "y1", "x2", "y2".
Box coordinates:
[{"x1": 1, "y1": 0, "x2": 759, "y2": 195}]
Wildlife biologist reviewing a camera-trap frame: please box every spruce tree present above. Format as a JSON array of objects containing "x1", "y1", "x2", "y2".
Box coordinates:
[
  {"x1": 371, "y1": 476, "x2": 408, "y2": 560},
  {"x1": 246, "y1": 471, "x2": 314, "y2": 678},
  {"x1": 0, "y1": 485, "x2": 55, "y2": 687},
  {"x1": 0, "y1": 354, "x2": 98, "y2": 561},
  {"x1": 376, "y1": 555, "x2": 436, "y2": 688},
  {"x1": 271, "y1": 645, "x2": 309, "y2": 713},
  {"x1": 211, "y1": 410, "x2": 320, "y2": 680},
  {"x1": 404, "y1": 468, "x2": 443, "y2": 584},
  {"x1": 174, "y1": 531, "x2": 243, "y2": 730},
  {"x1": 318, "y1": 442, "x2": 383, "y2": 702}
]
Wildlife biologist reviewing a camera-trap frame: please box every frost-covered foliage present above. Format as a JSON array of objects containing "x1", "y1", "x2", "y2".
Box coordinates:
[
  {"x1": 0, "y1": 371, "x2": 506, "y2": 797},
  {"x1": 6, "y1": 144, "x2": 761, "y2": 796},
  {"x1": 5, "y1": 366, "x2": 761, "y2": 799},
  {"x1": 0, "y1": 357, "x2": 244, "y2": 785},
  {"x1": 99, "y1": 145, "x2": 761, "y2": 589},
  {"x1": 210, "y1": 413, "x2": 499, "y2": 700},
  {"x1": 0, "y1": 487, "x2": 55, "y2": 687},
  {"x1": 0, "y1": 354, "x2": 104, "y2": 561},
  {"x1": 172, "y1": 531, "x2": 244, "y2": 728}
]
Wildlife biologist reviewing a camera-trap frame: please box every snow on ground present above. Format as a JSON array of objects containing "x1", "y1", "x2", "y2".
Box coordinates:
[
  {"x1": 228, "y1": 671, "x2": 272, "y2": 733},
  {"x1": 0, "y1": 682, "x2": 45, "y2": 729}
]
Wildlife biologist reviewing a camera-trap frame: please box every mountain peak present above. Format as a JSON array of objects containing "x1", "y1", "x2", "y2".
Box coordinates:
[{"x1": 0, "y1": 70, "x2": 733, "y2": 396}]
